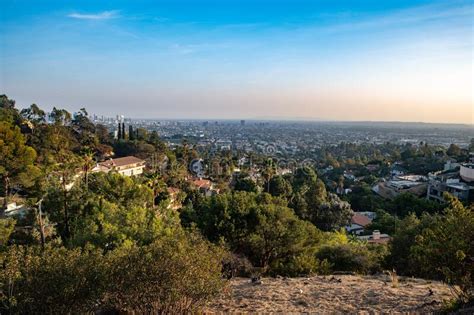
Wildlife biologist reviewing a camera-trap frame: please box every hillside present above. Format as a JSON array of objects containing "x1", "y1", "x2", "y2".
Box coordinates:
[{"x1": 207, "y1": 275, "x2": 455, "y2": 313}]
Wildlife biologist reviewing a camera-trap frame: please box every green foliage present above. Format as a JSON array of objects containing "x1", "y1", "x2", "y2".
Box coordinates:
[
  {"x1": 368, "y1": 209, "x2": 400, "y2": 235},
  {"x1": 0, "y1": 122, "x2": 39, "y2": 207},
  {"x1": 316, "y1": 242, "x2": 388, "y2": 274},
  {"x1": 387, "y1": 193, "x2": 443, "y2": 217},
  {"x1": 245, "y1": 205, "x2": 322, "y2": 273},
  {"x1": 52, "y1": 172, "x2": 180, "y2": 248},
  {"x1": 0, "y1": 231, "x2": 225, "y2": 313},
  {"x1": 0, "y1": 95, "x2": 21, "y2": 125},
  {"x1": 312, "y1": 193, "x2": 353, "y2": 231},
  {"x1": 0, "y1": 218, "x2": 15, "y2": 247},
  {"x1": 269, "y1": 175, "x2": 292, "y2": 198},
  {"x1": 387, "y1": 213, "x2": 434, "y2": 276},
  {"x1": 411, "y1": 195, "x2": 474, "y2": 302},
  {"x1": 446, "y1": 143, "x2": 462, "y2": 156},
  {"x1": 288, "y1": 168, "x2": 353, "y2": 231},
  {"x1": 234, "y1": 175, "x2": 259, "y2": 193},
  {"x1": 182, "y1": 191, "x2": 324, "y2": 274}
]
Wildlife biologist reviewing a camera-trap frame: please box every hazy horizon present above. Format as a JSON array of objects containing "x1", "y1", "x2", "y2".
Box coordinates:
[{"x1": 1, "y1": 0, "x2": 473, "y2": 124}]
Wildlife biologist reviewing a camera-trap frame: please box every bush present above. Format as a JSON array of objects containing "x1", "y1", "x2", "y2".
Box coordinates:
[
  {"x1": 0, "y1": 231, "x2": 225, "y2": 313},
  {"x1": 316, "y1": 243, "x2": 387, "y2": 274},
  {"x1": 411, "y1": 195, "x2": 473, "y2": 303}
]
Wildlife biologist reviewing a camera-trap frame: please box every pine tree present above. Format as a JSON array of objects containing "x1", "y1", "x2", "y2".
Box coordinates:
[{"x1": 121, "y1": 122, "x2": 125, "y2": 140}]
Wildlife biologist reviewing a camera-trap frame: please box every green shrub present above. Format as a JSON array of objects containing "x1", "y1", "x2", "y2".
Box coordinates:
[
  {"x1": 0, "y1": 231, "x2": 225, "y2": 313},
  {"x1": 316, "y1": 243, "x2": 387, "y2": 274}
]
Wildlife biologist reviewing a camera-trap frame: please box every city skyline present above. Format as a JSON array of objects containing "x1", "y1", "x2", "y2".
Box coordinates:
[{"x1": 1, "y1": 0, "x2": 473, "y2": 124}]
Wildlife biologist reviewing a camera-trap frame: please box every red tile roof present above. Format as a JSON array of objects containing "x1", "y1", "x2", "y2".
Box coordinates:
[{"x1": 352, "y1": 213, "x2": 372, "y2": 227}]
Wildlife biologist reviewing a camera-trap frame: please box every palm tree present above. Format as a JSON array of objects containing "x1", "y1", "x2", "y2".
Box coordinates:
[{"x1": 82, "y1": 149, "x2": 95, "y2": 191}]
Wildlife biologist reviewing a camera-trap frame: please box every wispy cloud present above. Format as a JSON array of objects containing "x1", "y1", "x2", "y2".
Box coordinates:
[{"x1": 67, "y1": 10, "x2": 120, "y2": 20}]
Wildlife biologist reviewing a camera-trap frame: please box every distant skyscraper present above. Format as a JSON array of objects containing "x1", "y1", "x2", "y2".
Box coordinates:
[{"x1": 240, "y1": 120, "x2": 245, "y2": 126}]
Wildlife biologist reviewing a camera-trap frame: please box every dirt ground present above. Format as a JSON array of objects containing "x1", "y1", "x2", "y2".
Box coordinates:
[{"x1": 206, "y1": 275, "x2": 456, "y2": 313}]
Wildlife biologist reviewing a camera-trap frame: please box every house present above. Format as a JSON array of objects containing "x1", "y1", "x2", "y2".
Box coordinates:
[
  {"x1": 346, "y1": 212, "x2": 373, "y2": 235},
  {"x1": 460, "y1": 163, "x2": 474, "y2": 182},
  {"x1": 95, "y1": 156, "x2": 146, "y2": 177},
  {"x1": 373, "y1": 175, "x2": 427, "y2": 200},
  {"x1": 358, "y1": 230, "x2": 391, "y2": 244},
  {"x1": 191, "y1": 178, "x2": 220, "y2": 196},
  {"x1": 390, "y1": 164, "x2": 407, "y2": 178},
  {"x1": 427, "y1": 165, "x2": 474, "y2": 202}
]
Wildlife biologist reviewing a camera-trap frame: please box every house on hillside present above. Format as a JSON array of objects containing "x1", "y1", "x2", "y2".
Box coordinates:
[
  {"x1": 94, "y1": 156, "x2": 146, "y2": 177},
  {"x1": 372, "y1": 175, "x2": 427, "y2": 200},
  {"x1": 346, "y1": 212, "x2": 373, "y2": 235},
  {"x1": 190, "y1": 178, "x2": 219, "y2": 196},
  {"x1": 358, "y1": 230, "x2": 391, "y2": 244}
]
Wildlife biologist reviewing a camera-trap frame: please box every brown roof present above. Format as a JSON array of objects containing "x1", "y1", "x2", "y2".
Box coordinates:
[
  {"x1": 352, "y1": 213, "x2": 372, "y2": 227},
  {"x1": 99, "y1": 156, "x2": 145, "y2": 168}
]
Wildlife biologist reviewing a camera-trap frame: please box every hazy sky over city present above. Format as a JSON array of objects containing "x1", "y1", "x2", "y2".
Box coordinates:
[{"x1": 1, "y1": 0, "x2": 472, "y2": 123}]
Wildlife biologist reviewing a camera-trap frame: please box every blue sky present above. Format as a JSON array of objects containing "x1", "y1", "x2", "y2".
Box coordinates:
[{"x1": 0, "y1": 0, "x2": 472, "y2": 123}]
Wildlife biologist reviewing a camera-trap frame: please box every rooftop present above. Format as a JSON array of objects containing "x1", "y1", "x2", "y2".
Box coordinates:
[{"x1": 99, "y1": 156, "x2": 145, "y2": 168}]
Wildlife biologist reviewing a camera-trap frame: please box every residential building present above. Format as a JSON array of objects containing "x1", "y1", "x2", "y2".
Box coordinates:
[
  {"x1": 460, "y1": 163, "x2": 474, "y2": 182},
  {"x1": 372, "y1": 175, "x2": 427, "y2": 199},
  {"x1": 346, "y1": 212, "x2": 373, "y2": 235},
  {"x1": 191, "y1": 178, "x2": 220, "y2": 196},
  {"x1": 427, "y1": 164, "x2": 474, "y2": 202},
  {"x1": 95, "y1": 156, "x2": 146, "y2": 177},
  {"x1": 358, "y1": 230, "x2": 391, "y2": 244}
]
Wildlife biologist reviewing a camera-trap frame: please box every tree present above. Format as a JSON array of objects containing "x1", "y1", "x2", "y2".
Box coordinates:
[
  {"x1": 411, "y1": 195, "x2": 474, "y2": 302},
  {"x1": 388, "y1": 213, "x2": 435, "y2": 276},
  {"x1": 311, "y1": 193, "x2": 353, "y2": 231},
  {"x1": 234, "y1": 176, "x2": 259, "y2": 193},
  {"x1": 0, "y1": 95, "x2": 21, "y2": 124},
  {"x1": 446, "y1": 143, "x2": 462, "y2": 157},
  {"x1": 0, "y1": 122, "x2": 38, "y2": 209},
  {"x1": 262, "y1": 159, "x2": 276, "y2": 193},
  {"x1": 128, "y1": 125, "x2": 134, "y2": 141},
  {"x1": 182, "y1": 191, "x2": 324, "y2": 275},
  {"x1": 20, "y1": 104, "x2": 46, "y2": 125},
  {"x1": 269, "y1": 175, "x2": 292, "y2": 198},
  {"x1": 81, "y1": 149, "x2": 95, "y2": 190},
  {"x1": 71, "y1": 108, "x2": 96, "y2": 147},
  {"x1": 0, "y1": 218, "x2": 15, "y2": 247},
  {"x1": 50, "y1": 107, "x2": 71, "y2": 126},
  {"x1": 244, "y1": 204, "x2": 322, "y2": 272},
  {"x1": 117, "y1": 122, "x2": 122, "y2": 140}
]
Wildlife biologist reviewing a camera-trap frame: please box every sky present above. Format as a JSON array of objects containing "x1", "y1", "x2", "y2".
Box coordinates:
[{"x1": 0, "y1": 0, "x2": 472, "y2": 124}]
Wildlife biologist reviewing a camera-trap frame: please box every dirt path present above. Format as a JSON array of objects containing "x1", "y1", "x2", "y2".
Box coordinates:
[{"x1": 206, "y1": 275, "x2": 455, "y2": 313}]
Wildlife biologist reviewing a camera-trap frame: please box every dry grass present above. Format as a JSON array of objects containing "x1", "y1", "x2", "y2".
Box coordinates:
[{"x1": 206, "y1": 275, "x2": 455, "y2": 313}]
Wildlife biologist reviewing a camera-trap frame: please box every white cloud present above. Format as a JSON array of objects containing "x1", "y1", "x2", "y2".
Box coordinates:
[{"x1": 67, "y1": 10, "x2": 120, "y2": 20}]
